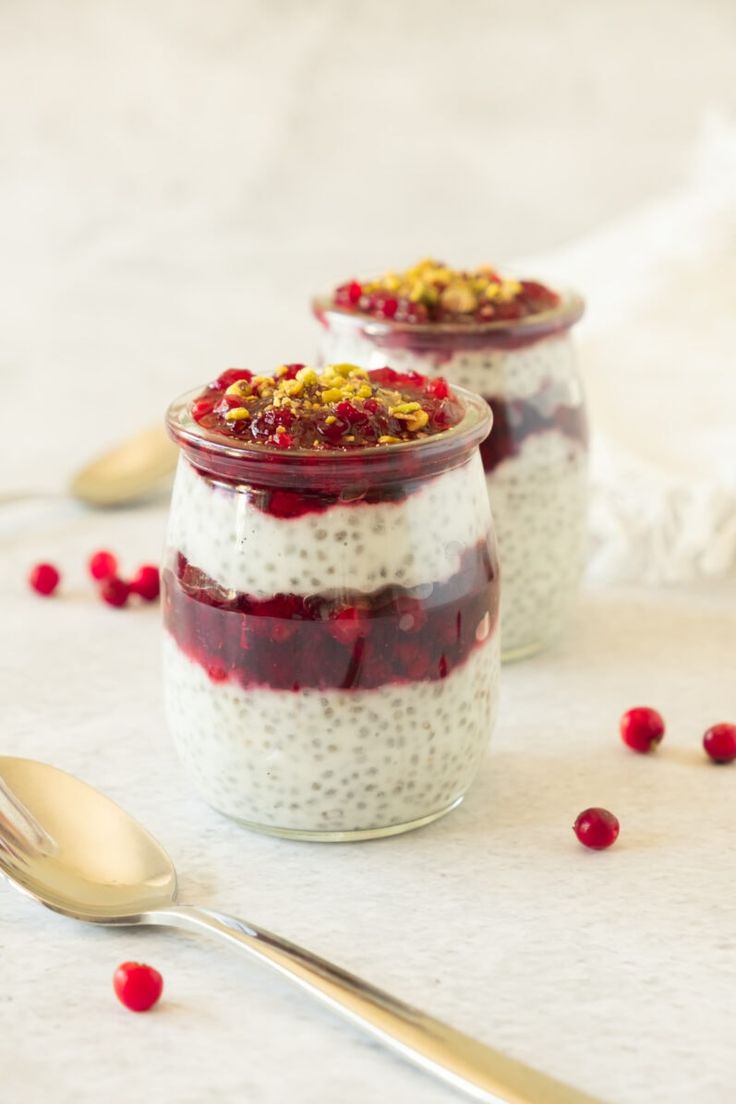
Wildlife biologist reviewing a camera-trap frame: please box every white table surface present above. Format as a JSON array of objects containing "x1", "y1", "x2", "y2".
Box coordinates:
[
  {"x1": 2, "y1": 4, "x2": 735, "y2": 1099},
  {"x1": 1, "y1": 495, "x2": 735, "y2": 1104}
]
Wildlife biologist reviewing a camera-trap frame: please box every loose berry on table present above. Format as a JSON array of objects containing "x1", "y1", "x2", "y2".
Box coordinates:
[
  {"x1": 28, "y1": 563, "x2": 61, "y2": 596},
  {"x1": 113, "y1": 962, "x2": 163, "y2": 1012},
  {"x1": 129, "y1": 564, "x2": 161, "y2": 602},
  {"x1": 703, "y1": 723, "x2": 736, "y2": 764},
  {"x1": 88, "y1": 550, "x2": 118, "y2": 581},
  {"x1": 99, "y1": 576, "x2": 130, "y2": 608},
  {"x1": 619, "y1": 706, "x2": 665, "y2": 753},
  {"x1": 573, "y1": 807, "x2": 620, "y2": 850}
]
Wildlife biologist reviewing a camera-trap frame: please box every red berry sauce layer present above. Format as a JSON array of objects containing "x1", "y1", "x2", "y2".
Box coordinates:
[
  {"x1": 163, "y1": 540, "x2": 497, "y2": 693},
  {"x1": 330, "y1": 259, "x2": 560, "y2": 326},
  {"x1": 481, "y1": 393, "x2": 588, "y2": 473},
  {"x1": 190, "y1": 363, "x2": 462, "y2": 451}
]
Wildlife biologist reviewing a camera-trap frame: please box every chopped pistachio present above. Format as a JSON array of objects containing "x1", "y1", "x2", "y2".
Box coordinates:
[
  {"x1": 225, "y1": 380, "x2": 252, "y2": 397},
  {"x1": 406, "y1": 410, "x2": 429, "y2": 431}
]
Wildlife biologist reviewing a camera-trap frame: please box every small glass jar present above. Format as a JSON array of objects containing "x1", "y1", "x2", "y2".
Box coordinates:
[
  {"x1": 313, "y1": 291, "x2": 587, "y2": 660},
  {"x1": 163, "y1": 384, "x2": 500, "y2": 841}
]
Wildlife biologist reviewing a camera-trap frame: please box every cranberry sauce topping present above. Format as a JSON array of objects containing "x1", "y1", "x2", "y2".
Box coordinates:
[
  {"x1": 190, "y1": 363, "x2": 462, "y2": 451},
  {"x1": 201, "y1": 471, "x2": 421, "y2": 520},
  {"x1": 480, "y1": 393, "x2": 588, "y2": 473},
  {"x1": 331, "y1": 258, "x2": 560, "y2": 325},
  {"x1": 163, "y1": 540, "x2": 498, "y2": 693}
]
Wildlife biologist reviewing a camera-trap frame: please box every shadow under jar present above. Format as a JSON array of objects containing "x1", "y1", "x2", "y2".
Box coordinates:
[
  {"x1": 314, "y1": 288, "x2": 588, "y2": 661},
  {"x1": 163, "y1": 375, "x2": 500, "y2": 841}
]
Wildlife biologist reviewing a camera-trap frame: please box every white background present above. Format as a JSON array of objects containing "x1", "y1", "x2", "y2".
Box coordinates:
[
  {"x1": 2, "y1": 0, "x2": 736, "y2": 489},
  {"x1": 1, "y1": 5, "x2": 735, "y2": 1104}
]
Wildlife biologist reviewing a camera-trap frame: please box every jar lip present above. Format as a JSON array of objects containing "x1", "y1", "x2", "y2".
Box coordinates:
[
  {"x1": 312, "y1": 285, "x2": 585, "y2": 339},
  {"x1": 166, "y1": 381, "x2": 492, "y2": 479}
]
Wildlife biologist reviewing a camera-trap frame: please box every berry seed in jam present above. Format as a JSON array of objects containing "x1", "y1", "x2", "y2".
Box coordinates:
[
  {"x1": 330, "y1": 258, "x2": 560, "y2": 325},
  {"x1": 190, "y1": 363, "x2": 462, "y2": 450}
]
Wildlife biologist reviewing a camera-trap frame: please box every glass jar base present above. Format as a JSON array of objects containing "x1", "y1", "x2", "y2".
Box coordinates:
[{"x1": 210, "y1": 795, "x2": 465, "y2": 842}]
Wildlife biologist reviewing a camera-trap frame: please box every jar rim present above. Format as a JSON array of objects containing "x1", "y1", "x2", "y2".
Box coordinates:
[
  {"x1": 166, "y1": 381, "x2": 492, "y2": 487},
  {"x1": 312, "y1": 286, "x2": 584, "y2": 344}
]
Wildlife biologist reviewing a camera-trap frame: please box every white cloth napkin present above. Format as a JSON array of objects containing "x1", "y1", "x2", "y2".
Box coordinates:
[{"x1": 523, "y1": 114, "x2": 736, "y2": 583}]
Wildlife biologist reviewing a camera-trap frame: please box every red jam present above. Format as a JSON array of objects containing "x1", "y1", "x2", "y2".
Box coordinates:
[
  {"x1": 190, "y1": 364, "x2": 462, "y2": 451},
  {"x1": 163, "y1": 542, "x2": 497, "y2": 693},
  {"x1": 481, "y1": 394, "x2": 588, "y2": 472},
  {"x1": 331, "y1": 259, "x2": 560, "y2": 325}
]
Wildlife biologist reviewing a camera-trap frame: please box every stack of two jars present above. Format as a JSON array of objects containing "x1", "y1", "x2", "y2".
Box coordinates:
[{"x1": 163, "y1": 261, "x2": 588, "y2": 841}]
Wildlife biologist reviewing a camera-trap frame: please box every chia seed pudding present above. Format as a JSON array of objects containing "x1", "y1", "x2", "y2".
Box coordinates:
[
  {"x1": 163, "y1": 363, "x2": 500, "y2": 840},
  {"x1": 314, "y1": 259, "x2": 588, "y2": 659}
]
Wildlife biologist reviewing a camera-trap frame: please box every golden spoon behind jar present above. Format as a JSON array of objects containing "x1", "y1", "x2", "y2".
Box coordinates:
[{"x1": 0, "y1": 425, "x2": 177, "y2": 508}]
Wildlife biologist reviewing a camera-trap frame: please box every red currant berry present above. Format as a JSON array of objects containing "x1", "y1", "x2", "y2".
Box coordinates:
[
  {"x1": 377, "y1": 296, "x2": 399, "y2": 319},
  {"x1": 327, "y1": 606, "x2": 365, "y2": 646},
  {"x1": 88, "y1": 549, "x2": 118, "y2": 582},
  {"x1": 28, "y1": 562, "x2": 61, "y2": 596},
  {"x1": 113, "y1": 962, "x2": 163, "y2": 1012},
  {"x1": 335, "y1": 400, "x2": 367, "y2": 424},
  {"x1": 279, "y1": 363, "x2": 304, "y2": 380},
  {"x1": 215, "y1": 367, "x2": 253, "y2": 390},
  {"x1": 573, "y1": 807, "x2": 620, "y2": 850},
  {"x1": 619, "y1": 706, "x2": 665, "y2": 753},
  {"x1": 191, "y1": 398, "x2": 215, "y2": 422},
  {"x1": 267, "y1": 490, "x2": 305, "y2": 519},
  {"x1": 99, "y1": 577, "x2": 130, "y2": 608},
  {"x1": 334, "y1": 281, "x2": 363, "y2": 308},
  {"x1": 703, "y1": 723, "x2": 736, "y2": 764},
  {"x1": 424, "y1": 377, "x2": 450, "y2": 401},
  {"x1": 129, "y1": 564, "x2": 160, "y2": 602},
  {"x1": 403, "y1": 301, "x2": 429, "y2": 323}
]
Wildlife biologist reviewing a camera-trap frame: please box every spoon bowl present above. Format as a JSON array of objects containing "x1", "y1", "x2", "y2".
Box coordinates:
[
  {"x1": 70, "y1": 424, "x2": 177, "y2": 507},
  {"x1": 0, "y1": 757, "x2": 176, "y2": 920},
  {"x1": 0, "y1": 425, "x2": 177, "y2": 510},
  {"x1": 0, "y1": 756, "x2": 604, "y2": 1104}
]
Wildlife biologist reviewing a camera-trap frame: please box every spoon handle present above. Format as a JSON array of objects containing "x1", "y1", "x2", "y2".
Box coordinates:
[{"x1": 153, "y1": 903, "x2": 604, "y2": 1104}]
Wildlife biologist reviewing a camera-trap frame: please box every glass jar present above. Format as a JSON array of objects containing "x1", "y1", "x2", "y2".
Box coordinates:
[
  {"x1": 163, "y1": 384, "x2": 500, "y2": 841},
  {"x1": 313, "y1": 291, "x2": 587, "y2": 660}
]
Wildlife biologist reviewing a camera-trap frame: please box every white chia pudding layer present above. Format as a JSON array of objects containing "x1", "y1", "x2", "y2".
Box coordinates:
[
  {"x1": 489, "y1": 432, "x2": 587, "y2": 656},
  {"x1": 317, "y1": 325, "x2": 578, "y2": 401},
  {"x1": 164, "y1": 629, "x2": 499, "y2": 836},
  {"x1": 168, "y1": 453, "x2": 490, "y2": 596},
  {"x1": 317, "y1": 325, "x2": 588, "y2": 657}
]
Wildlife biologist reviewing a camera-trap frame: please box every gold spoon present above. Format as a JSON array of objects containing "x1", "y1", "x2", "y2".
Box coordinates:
[
  {"x1": 69, "y1": 424, "x2": 177, "y2": 506},
  {"x1": 0, "y1": 756, "x2": 606, "y2": 1104},
  {"x1": 0, "y1": 425, "x2": 177, "y2": 509}
]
